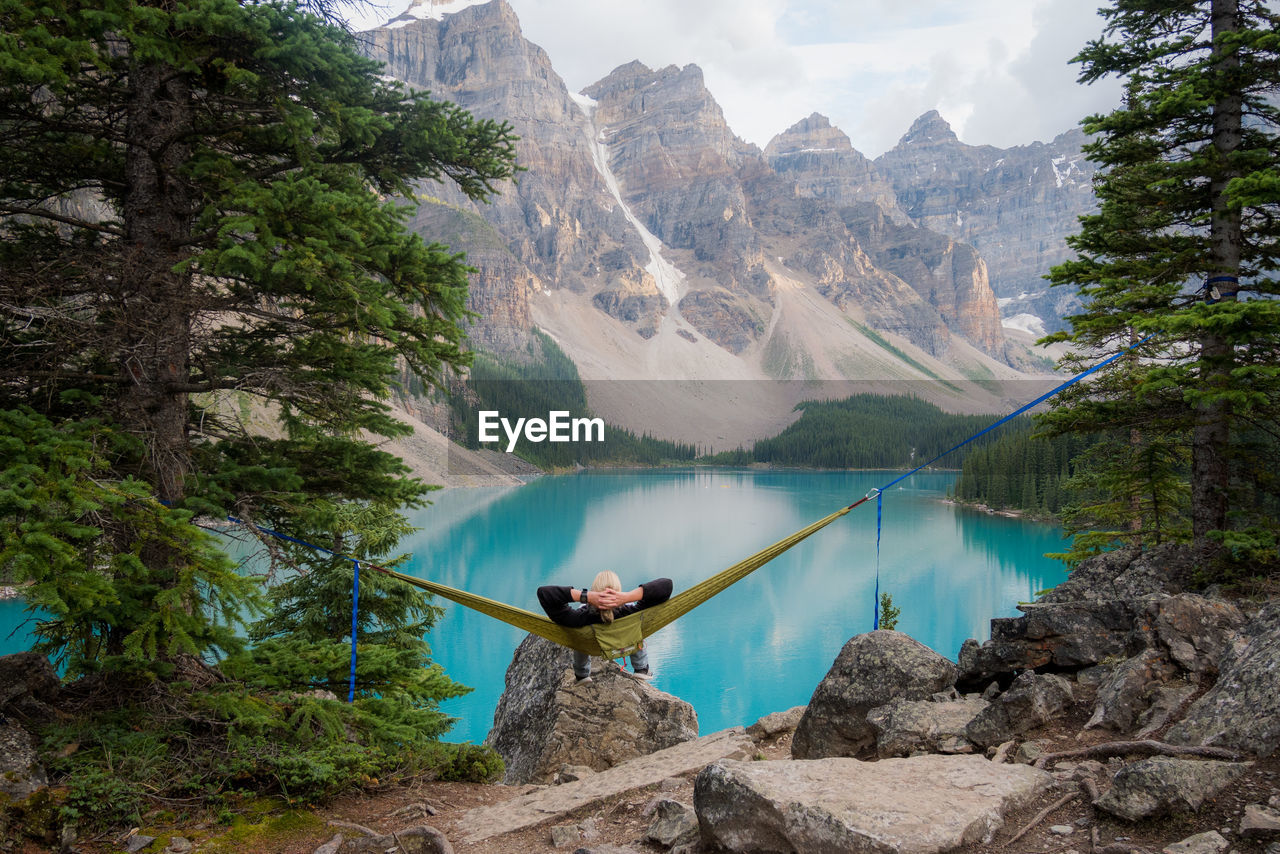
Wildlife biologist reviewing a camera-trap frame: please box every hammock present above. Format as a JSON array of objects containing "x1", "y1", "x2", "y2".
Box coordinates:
[{"x1": 381, "y1": 503, "x2": 854, "y2": 657}]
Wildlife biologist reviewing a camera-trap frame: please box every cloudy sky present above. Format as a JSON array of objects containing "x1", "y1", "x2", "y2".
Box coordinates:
[{"x1": 348, "y1": 0, "x2": 1125, "y2": 158}]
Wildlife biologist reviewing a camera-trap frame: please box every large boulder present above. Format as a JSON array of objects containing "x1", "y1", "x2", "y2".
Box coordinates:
[
  {"x1": 1037, "y1": 544, "x2": 1196, "y2": 604},
  {"x1": 1093, "y1": 757, "x2": 1250, "y2": 822},
  {"x1": 694, "y1": 754, "x2": 1053, "y2": 854},
  {"x1": 965, "y1": 670, "x2": 1074, "y2": 748},
  {"x1": 866, "y1": 696, "x2": 989, "y2": 757},
  {"x1": 337, "y1": 826, "x2": 452, "y2": 854},
  {"x1": 1146, "y1": 594, "x2": 1247, "y2": 679},
  {"x1": 791, "y1": 631, "x2": 957, "y2": 759},
  {"x1": 1085, "y1": 648, "x2": 1179, "y2": 733},
  {"x1": 1167, "y1": 602, "x2": 1280, "y2": 757},
  {"x1": 957, "y1": 546, "x2": 1196, "y2": 688},
  {"x1": 485, "y1": 635, "x2": 697, "y2": 784}
]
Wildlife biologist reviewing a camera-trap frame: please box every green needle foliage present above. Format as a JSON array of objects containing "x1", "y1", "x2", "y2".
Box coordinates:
[
  {"x1": 1043, "y1": 0, "x2": 1280, "y2": 572},
  {"x1": 0, "y1": 0, "x2": 516, "y2": 671},
  {"x1": 1, "y1": 0, "x2": 517, "y2": 828}
]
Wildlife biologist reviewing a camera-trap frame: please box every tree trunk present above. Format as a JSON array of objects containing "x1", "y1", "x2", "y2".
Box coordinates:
[
  {"x1": 1193, "y1": 0, "x2": 1243, "y2": 557},
  {"x1": 117, "y1": 58, "x2": 196, "y2": 506}
]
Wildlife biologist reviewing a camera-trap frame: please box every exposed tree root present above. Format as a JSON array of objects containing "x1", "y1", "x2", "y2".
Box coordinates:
[{"x1": 1033, "y1": 739, "x2": 1244, "y2": 769}]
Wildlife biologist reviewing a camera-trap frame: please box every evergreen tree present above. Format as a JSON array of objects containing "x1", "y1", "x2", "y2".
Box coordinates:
[
  {"x1": 0, "y1": 0, "x2": 517, "y2": 668},
  {"x1": 1045, "y1": 0, "x2": 1280, "y2": 567}
]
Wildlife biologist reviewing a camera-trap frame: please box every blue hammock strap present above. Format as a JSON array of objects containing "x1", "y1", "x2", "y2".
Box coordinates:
[
  {"x1": 873, "y1": 491, "x2": 882, "y2": 630},
  {"x1": 349, "y1": 559, "x2": 360, "y2": 703}
]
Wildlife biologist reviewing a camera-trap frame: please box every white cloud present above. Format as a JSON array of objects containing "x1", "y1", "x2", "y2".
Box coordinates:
[{"x1": 354, "y1": 0, "x2": 1124, "y2": 158}]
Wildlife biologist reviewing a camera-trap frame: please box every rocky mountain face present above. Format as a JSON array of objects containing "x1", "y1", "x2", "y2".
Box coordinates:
[
  {"x1": 875, "y1": 110, "x2": 1098, "y2": 334},
  {"x1": 366, "y1": 0, "x2": 664, "y2": 348},
  {"x1": 362, "y1": 0, "x2": 1094, "y2": 402}
]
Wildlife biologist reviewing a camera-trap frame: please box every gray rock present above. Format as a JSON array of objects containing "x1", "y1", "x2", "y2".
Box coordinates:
[
  {"x1": 0, "y1": 652, "x2": 60, "y2": 719},
  {"x1": 745, "y1": 705, "x2": 805, "y2": 741},
  {"x1": 866, "y1": 695, "x2": 988, "y2": 758},
  {"x1": 694, "y1": 754, "x2": 1053, "y2": 854},
  {"x1": 1148, "y1": 594, "x2": 1247, "y2": 678},
  {"x1": 313, "y1": 834, "x2": 344, "y2": 854},
  {"x1": 965, "y1": 671, "x2": 1074, "y2": 748},
  {"x1": 571, "y1": 846, "x2": 643, "y2": 854},
  {"x1": 792, "y1": 630, "x2": 958, "y2": 759},
  {"x1": 1242, "y1": 803, "x2": 1280, "y2": 839},
  {"x1": 125, "y1": 836, "x2": 156, "y2": 854},
  {"x1": 644, "y1": 799, "x2": 698, "y2": 849},
  {"x1": 0, "y1": 721, "x2": 48, "y2": 799},
  {"x1": 1038, "y1": 545, "x2": 1196, "y2": 605},
  {"x1": 338, "y1": 826, "x2": 452, "y2": 854},
  {"x1": 485, "y1": 635, "x2": 697, "y2": 784},
  {"x1": 1093, "y1": 757, "x2": 1251, "y2": 821},
  {"x1": 556, "y1": 764, "x2": 594, "y2": 784},
  {"x1": 1085, "y1": 649, "x2": 1178, "y2": 733},
  {"x1": 1014, "y1": 741, "x2": 1045, "y2": 765},
  {"x1": 165, "y1": 837, "x2": 192, "y2": 854},
  {"x1": 958, "y1": 546, "x2": 1197, "y2": 687},
  {"x1": 1076, "y1": 664, "x2": 1113, "y2": 690},
  {"x1": 551, "y1": 824, "x2": 582, "y2": 848},
  {"x1": 1161, "y1": 830, "x2": 1229, "y2": 854},
  {"x1": 1134, "y1": 682, "x2": 1199, "y2": 740},
  {"x1": 1167, "y1": 603, "x2": 1280, "y2": 757}
]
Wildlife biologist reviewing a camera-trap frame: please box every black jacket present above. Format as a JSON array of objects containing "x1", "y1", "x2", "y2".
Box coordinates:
[{"x1": 537, "y1": 578, "x2": 673, "y2": 628}]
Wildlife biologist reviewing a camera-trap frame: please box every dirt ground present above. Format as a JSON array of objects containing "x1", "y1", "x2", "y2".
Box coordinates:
[{"x1": 46, "y1": 715, "x2": 1280, "y2": 854}]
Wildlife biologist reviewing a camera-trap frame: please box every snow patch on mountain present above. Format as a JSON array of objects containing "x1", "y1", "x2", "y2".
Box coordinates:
[{"x1": 569, "y1": 90, "x2": 686, "y2": 307}]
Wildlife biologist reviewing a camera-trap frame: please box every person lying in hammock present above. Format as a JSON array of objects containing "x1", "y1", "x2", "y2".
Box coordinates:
[{"x1": 537, "y1": 571, "x2": 672, "y2": 683}]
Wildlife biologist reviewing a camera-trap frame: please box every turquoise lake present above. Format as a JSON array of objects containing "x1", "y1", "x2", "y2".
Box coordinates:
[
  {"x1": 0, "y1": 469, "x2": 1069, "y2": 744},
  {"x1": 396, "y1": 469, "x2": 1068, "y2": 743}
]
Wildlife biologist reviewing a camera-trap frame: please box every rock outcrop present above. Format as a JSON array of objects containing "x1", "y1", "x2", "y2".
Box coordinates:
[
  {"x1": 791, "y1": 630, "x2": 957, "y2": 759},
  {"x1": 694, "y1": 754, "x2": 1053, "y2": 854},
  {"x1": 964, "y1": 670, "x2": 1073, "y2": 748},
  {"x1": 334, "y1": 825, "x2": 453, "y2": 854},
  {"x1": 1167, "y1": 602, "x2": 1280, "y2": 757},
  {"x1": 866, "y1": 695, "x2": 988, "y2": 757},
  {"x1": 1092, "y1": 757, "x2": 1251, "y2": 822},
  {"x1": 956, "y1": 544, "x2": 1203, "y2": 688},
  {"x1": 484, "y1": 634, "x2": 698, "y2": 784}
]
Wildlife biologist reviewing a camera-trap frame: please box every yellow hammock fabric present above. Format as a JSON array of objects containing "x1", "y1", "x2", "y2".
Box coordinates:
[{"x1": 381, "y1": 503, "x2": 853, "y2": 658}]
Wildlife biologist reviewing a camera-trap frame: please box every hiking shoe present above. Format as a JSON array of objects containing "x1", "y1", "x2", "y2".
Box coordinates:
[
  {"x1": 575, "y1": 675, "x2": 593, "y2": 684},
  {"x1": 631, "y1": 668, "x2": 653, "y2": 681}
]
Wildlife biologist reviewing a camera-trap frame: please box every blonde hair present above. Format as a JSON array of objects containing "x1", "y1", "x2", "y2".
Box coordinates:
[{"x1": 590, "y1": 570, "x2": 621, "y2": 623}]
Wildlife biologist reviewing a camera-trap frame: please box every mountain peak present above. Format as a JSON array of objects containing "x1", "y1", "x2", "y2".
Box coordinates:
[
  {"x1": 898, "y1": 110, "x2": 958, "y2": 147},
  {"x1": 764, "y1": 113, "x2": 855, "y2": 158}
]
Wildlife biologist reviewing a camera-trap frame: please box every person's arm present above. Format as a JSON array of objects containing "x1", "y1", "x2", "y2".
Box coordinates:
[
  {"x1": 537, "y1": 584, "x2": 599, "y2": 627},
  {"x1": 605, "y1": 578, "x2": 672, "y2": 614}
]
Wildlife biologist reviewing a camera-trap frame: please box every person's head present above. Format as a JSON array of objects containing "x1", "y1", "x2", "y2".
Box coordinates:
[{"x1": 590, "y1": 570, "x2": 621, "y2": 623}]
